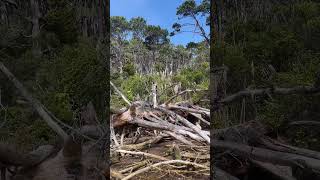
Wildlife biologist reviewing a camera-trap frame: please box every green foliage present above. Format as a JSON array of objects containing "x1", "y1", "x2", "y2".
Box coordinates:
[
  {"x1": 174, "y1": 62, "x2": 209, "y2": 88},
  {"x1": 177, "y1": 0, "x2": 210, "y2": 17},
  {"x1": 120, "y1": 75, "x2": 149, "y2": 101},
  {"x1": 123, "y1": 62, "x2": 136, "y2": 77},
  {"x1": 110, "y1": 60, "x2": 209, "y2": 107},
  {"x1": 186, "y1": 42, "x2": 198, "y2": 49},
  {"x1": 305, "y1": 17, "x2": 320, "y2": 50},
  {"x1": 176, "y1": 0, "x2": 197, "y2": 16},
  {"x1": 154, "y1": 63, "x2": 165, "y2": 72},
  {"x1": 111, "y1": 16, "x2": 130, "y2": 40},
  {"x1": 129, "y1": 17, "x2": 147, "y2": 40},
  {"x1": 172, "y1": 0, "x2": 209, "y2": 41},
  {"x1": 43, "y1": 92, "x2": 73, "y2": 123},
  {"x1": 294, "y1": 2, "x2": 319, "y2": 21},
  {"x1": 144, "y1": 25, "x2": 169, "y2": 50},
  {"x1": 1, "y1": 107, "x2": 56, "y2": 150},
  {"x1": 225, "y1": 46, "x2": 249, "y2": 74},
  {"x1": 271, "y1": 30, "x2": 301, "y2": 71},
  {"x1": 45, "y1": 0, "x2": 78, "y2": 44},
  {"x1": 39, "y1": 39, "x2": 108, "y2": 112}
]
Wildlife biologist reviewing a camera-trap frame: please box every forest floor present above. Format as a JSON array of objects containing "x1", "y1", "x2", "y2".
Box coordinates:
[{"x1": 111, "y1": 136, "x2": 209, "y2": 180}]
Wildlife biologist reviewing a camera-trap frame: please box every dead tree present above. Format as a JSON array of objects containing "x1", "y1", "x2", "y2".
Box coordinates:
[{"x1": 0, "y1": 62, "x2": 107, "y2": 180}]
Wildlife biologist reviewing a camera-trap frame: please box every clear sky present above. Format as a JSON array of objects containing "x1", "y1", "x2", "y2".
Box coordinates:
[{"x1": 110, "y1": 0, "x2": 209, "y2": 46}]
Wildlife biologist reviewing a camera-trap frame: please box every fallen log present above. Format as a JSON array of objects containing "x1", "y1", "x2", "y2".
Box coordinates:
[
  {"x1": 156, "y1": 106, "x2": 210, "y2": 143},
  {"x1": 289, "y1": 120, "x2": 320, "y2": 126},
  {"x1": 250, "y1": 160, "x2": 296, "y2": 180},
  {"x1": 212, "y1": 140, "x2": 320, "y2": 172},
  {"x1": 221, "y1": 86, "x2": 320, "y2": 105},
  {"x1": 259, "y1": 137, "x2": 320, "y2": 160}
]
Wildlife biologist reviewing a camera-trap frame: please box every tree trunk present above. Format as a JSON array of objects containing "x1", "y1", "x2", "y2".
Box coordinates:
[{"x1": 30, "y1": 0, "x2": 41, "y2": 57}]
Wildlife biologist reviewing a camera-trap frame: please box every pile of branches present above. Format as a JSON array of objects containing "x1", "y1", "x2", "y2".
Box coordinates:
[
  {"x1": 110, "y1": 80, "x2": 320, "y2": 179},
  {"x1": 110, "y1": 82, "x2": 210, "y2": 179}
]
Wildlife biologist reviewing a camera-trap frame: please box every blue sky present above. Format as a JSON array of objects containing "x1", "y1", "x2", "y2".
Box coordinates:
[{"x1": 110, "y1": 0, "x2": 209, "y2": 46}]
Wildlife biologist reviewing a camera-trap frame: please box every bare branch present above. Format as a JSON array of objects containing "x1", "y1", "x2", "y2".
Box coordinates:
[
  {"x1": 110, "y1": 81, "x2": 131, "y2": 106},
  {"x1": 220, "y1": 86, "x2": 320, "y2": 105},
  {"x1": 122, "y1": 160, "x2": 209, "y2": 180}
]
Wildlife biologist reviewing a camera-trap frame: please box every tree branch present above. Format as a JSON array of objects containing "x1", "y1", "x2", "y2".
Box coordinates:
[
  {"x1": 220, "y1": 86, "x2": 320, "y2": 105},
  {"x1": 0, "y1": 62, "x2": 68, "y2": 141}
]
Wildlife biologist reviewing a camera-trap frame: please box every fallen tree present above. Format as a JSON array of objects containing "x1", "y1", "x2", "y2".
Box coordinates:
[{"x1": 0, "y1": 62, "x2": 108, "y2": 180}]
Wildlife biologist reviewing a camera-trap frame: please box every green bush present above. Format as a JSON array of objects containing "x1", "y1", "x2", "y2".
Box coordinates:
[
  {"x1": 42, "y1": 92, "x2": 73, "y2": 123},
  {"x1": 41, "y1": 39, "x2": 108, "y2": 114},
  {"x1": 45, "y1": 1, "x2": 78, "y2": 44}
]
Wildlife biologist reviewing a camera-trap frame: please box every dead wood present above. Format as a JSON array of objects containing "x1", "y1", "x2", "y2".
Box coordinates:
[
  {"x1": 110, "y1": 81, "x2": 131, "y2": 106},
  {"x1": 250, "y1": 160, "x2": 296, "y2": 180},
  {"x1": 111, "y1": 169, "x2": 125, "y2": 179},
  {"x1": 116, "y1": 135, "x2": 164, "y2": 151},
  {"x1": 289, "y1": 120, "x2": 320, "y2": 126},
  {"x1": 156, "y1": 106, "x2": 210, "y2": 143},
  {"x1": 220, "y1": 86, "x2": 320, "y2": 105},
  {"x1": 212, "y1": 140, "x2": 320, "y2": 171},
  {"x1": 164, "y1": 89, "x2": 208, "y2": 105},
  {"x1": 259, "y1": 137, "x2": 320, "y2": 160},
  {"x1": 121, "y1": 160, "x2": 209, "y2": 180}
]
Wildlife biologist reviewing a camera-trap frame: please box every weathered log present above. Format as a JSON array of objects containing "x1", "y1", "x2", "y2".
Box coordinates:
[
  {"x1": 289, "y1": 120, "x2": 320, "y2": 126},
  {"x1": 167, "y1": 104, "x2": 210, "y2": 117},
  {"x1": 259, "y1": 137, "x2": 320, "y2": 160},
  {"x1": 212, "y1": 140, "x2": 320, "y2": 172},
  {"x1": 131, "y1": 117, "x2": 207, "y2": 143},
  {"x1": 220, "y1": 86, "x2": 320, "y2": 105},
  {"x1": 250, "y1": 160, "x2": 296, "y2": 180},
  {"x1": 117, "y1": 135, "x2": 164, "y2": 151},
  {"x1": 156, "y1": 106, "x2": 210, "y2": 143}
]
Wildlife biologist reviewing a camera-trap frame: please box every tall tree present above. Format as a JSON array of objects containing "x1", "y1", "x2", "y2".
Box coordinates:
[
  {"x1": 171, "y1": 0, "x2": 210, "y2": 45},
  {"x1": 144, "y1": 25, "x2": 169, "y2": 74},
  {"x1": 129, "y1": 17, "x2": 147, "y2": 41},
  {"x1": 111, "y1": 16, "x2": 130, "y2": 74},
  {"x1": 30, "y1": 0, "x2": 41, "y2": 57}
]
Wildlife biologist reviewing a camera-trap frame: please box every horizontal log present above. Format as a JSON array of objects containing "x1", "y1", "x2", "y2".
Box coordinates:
[
  {"x1": 212, "y1": 140, "x2": 320, "y2": 171},
  {"x1": 220, "y1": 86, "x2": 320, "y2": 105}
]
